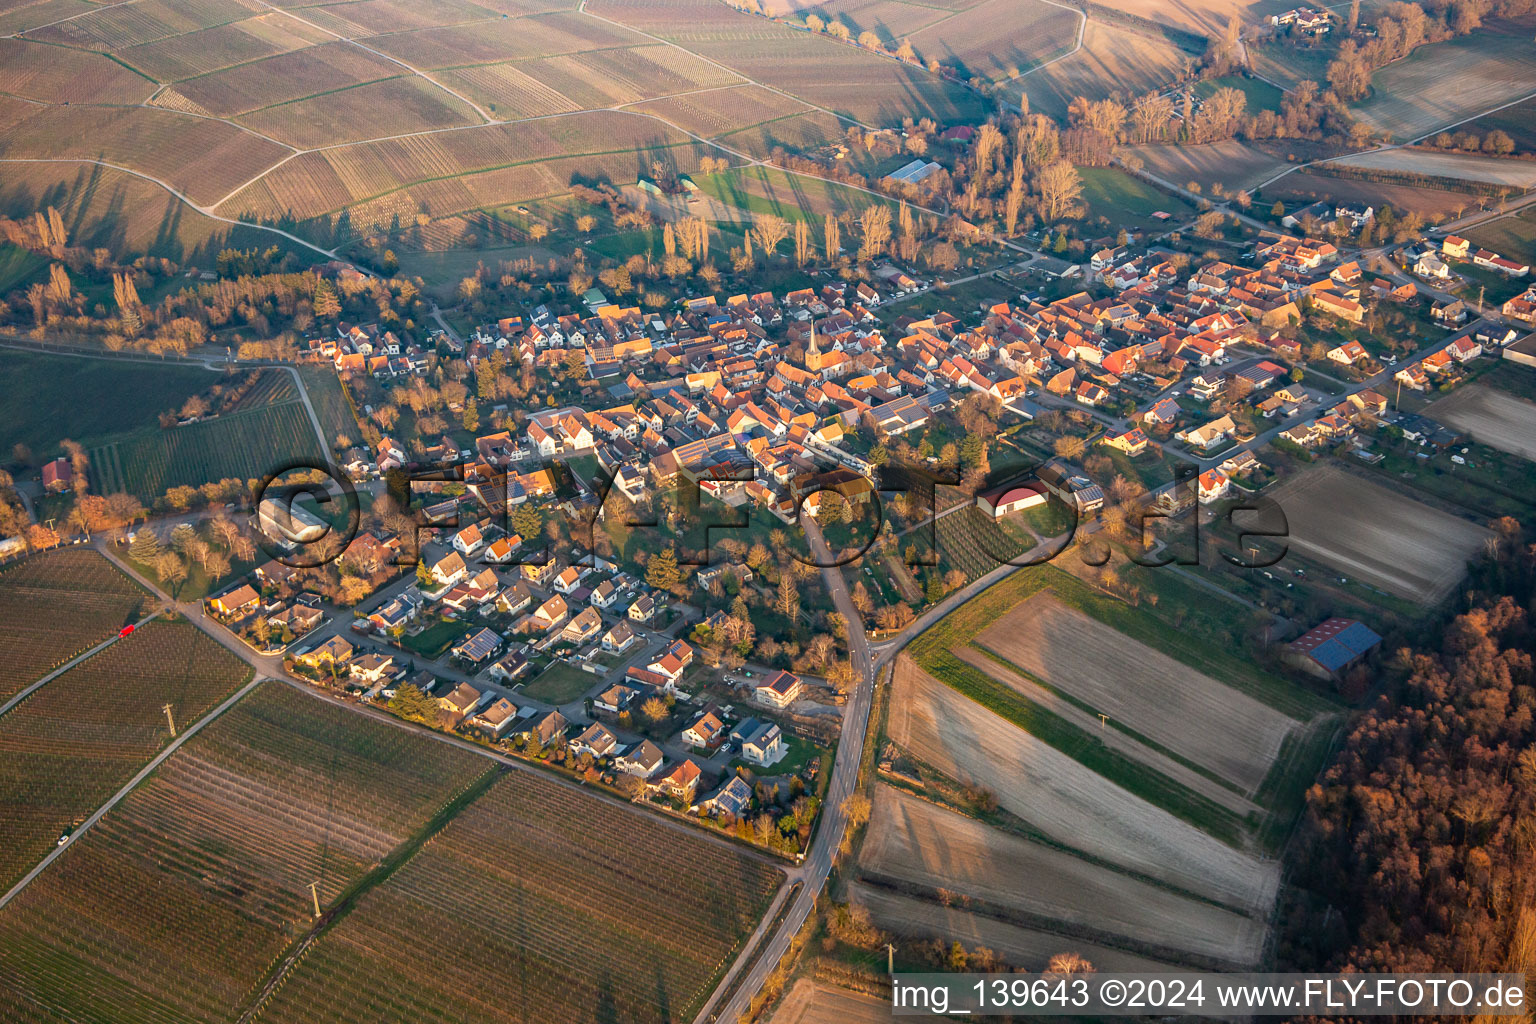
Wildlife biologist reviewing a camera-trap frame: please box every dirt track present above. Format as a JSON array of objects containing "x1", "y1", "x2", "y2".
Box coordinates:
[
  {"x1": 849, "y1": 883, "x2": 1186, "y2": 973},
  {"x1": 1428, "y1": 385, "x2": 1536, "y2": 461},
  {"x1": 861, "y1": 786, "x2": 1267, "y2": 964},
  {"x1": 975, "y1": 594, "x2": 1297, "y2": 794},
  {"x1": 1266, "y1": 466, "x2": 1491, "y2": 604},
  {"x1": 888, "y1": 658, "x2": 1279, "y2": 913}
]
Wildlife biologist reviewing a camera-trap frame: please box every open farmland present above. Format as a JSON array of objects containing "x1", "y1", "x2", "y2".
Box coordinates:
[
  {"x1": 586, "y1": 0, "x2": 986, "y2": 125},
  {"x1": 849, "y1": 882, "x2": 1186, "y2": 972},
  {"x1": 0, "y1": 39, "x2": 156, "y2": 104},
  {"x1": 163, "y1": 42, "x2": 404, "y2": 117},
  {"x1": 1267, "y1": 465, "x2": 1492, "y2": 604},
  {"x1": 237, "y1": 76, "x2": 482, "y2": 149},
  {"x1": 119, "y1": 13, "x2": 333, "y2": 81},
  {"x1": 0, "y1": 550, "x2": 146, "y2": 704},
  {"x1": 1328, "y1": 149, "x2": 1536, "y2": 188},
  {"x1": 862, "y1": 786, "x2": 1267, "y2": 963},
  {"x1": 0, "y1": 619, "x2": 251, "y2": 892},
  {"x1": 905, "y1": 0, "x2": 1081, "y2": 82},
  {"x1": 253, "y1": 769, "x2": 783, "y2": 1024},
  {"x1": 89, "y1": 398, "x2": 323, "y2": 499},
  {"x1": 692, "y1": 165, "x2": 896, "y2": 223},
  {"x1": 27, "y1": 0, "x2": 269, "y2": 50},
  {"x1": 1427, "y1": 385, "x2": 1536, "y2": 462},
  {"x1": 629, "y1": 84, "x2": 813, "y2": 139},
  {"x1": 888, "y1": 656, "x2": 1280, "y2": 912},
  {"x1": 0, "y1": 104, "x2": 289, "y2": 208},
  {"x1": 1465, "y1": 208, "x2": 1536, "y2": 266},
  {"x1": 1131, "y1": 138, "x2": 1287, "y2": 192},
  {"x1": 1015, "y1": 21, "x2": 1192, "y2": 118},
  {"x1": 0, "y1": 682, "x2": 491, "y2": 1024},
  {"x1": 1352, "y1": 26, "x2": 1536, "y2": 140},
  {"x1": 1268, "y1": 170, "x2": 1475, "y2": 222},
  {"x1": 975, "y1": 592, "x2": 1298, "y2": 794},
  {"x1": 1463, "y1": 95, "x2": 1536, "y2": 153},
  {"x1": 771, "y1": 979, "x2": 892, "y2": 1024}
]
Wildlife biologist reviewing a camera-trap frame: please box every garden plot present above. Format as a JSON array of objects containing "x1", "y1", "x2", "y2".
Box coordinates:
[
  {"x1": 975, "y1": 592, "x2": 1298, "y2": 794},
  {"x1": 862, "y1": 786, "x2": 1267, "y2": 964},
  {"x1": 1266, "y1": 465, "x2": 1492, "y2": 604},
  {"x1": 888, "y1": 657, "x2": 1279, "y2": 913},
  {"x1": 1428, "y1": 385, "x2": 1536, "y2": 462}
]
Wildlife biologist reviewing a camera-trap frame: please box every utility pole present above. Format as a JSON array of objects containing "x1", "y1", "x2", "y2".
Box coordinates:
[
  {"x1": 1478, "y1": 284, "x2": 1485, "y2": 315},
  {"x1": 1098, "y1": 713, "x2": 1108, "y2": 729},
  {"x1": 308, "y1": 881, "x2": 322, "y2": 919},
  {"x1": 886, "y1": 943, "x2": 896, "y2": 975},
  {"x1": 161, "y1": 703, "x2": 176, "y2": 737}
]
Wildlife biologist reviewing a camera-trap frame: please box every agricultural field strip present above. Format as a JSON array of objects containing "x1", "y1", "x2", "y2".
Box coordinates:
[
  {"x1": 953, "y1": 647, "x2": 1261, "y2": 815},
  {"x1": 1425, "y1": 385, "x2": 1536, "y2": 462},
  {"x1": 861, "y1": 786, "x2": 1268, "y2": 963},
  {"x1": 0, "y1": 609, "x2": 161, "y2": 720},
  {"x1": 1, "y1": 0, "x2": 143, "y2": 40},
  {"x1": 0, "y1": 673, "x2": 262, "y2": 910},
  {"x1": 1004, "y1": 0, "x2": 1084, "y2": 81},
  {"x1": 973, "y1": 592, "x2": 1298, "y2": 796},
  {"x1": 888, "y1": 657, "x2": 1281, "y2": 914}
]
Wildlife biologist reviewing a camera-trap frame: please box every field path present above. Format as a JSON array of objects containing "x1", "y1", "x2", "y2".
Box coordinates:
[
  {"x1": 0, "y1": 609, "x2": 161, "y2": 720},
  {"x1": 0, "y1": 673, "x2": 263, "y2": 911}
]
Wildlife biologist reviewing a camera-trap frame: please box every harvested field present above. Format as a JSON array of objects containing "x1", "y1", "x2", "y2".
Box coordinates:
[
  {"x1": 888, "y1": 657, "x2": 1279, "y2": 912},
  {"x1": 1131, "y1": 138, "x2": 1287, "y2": 192},
  {"x1": 1113, "y1": 0, "x2": 1264, "y2": 37},
  {"x1": 238, "y1": 76, "x2": 482, "y2": 149},
  {"x1": 498, "y1": 44, "x2": 741, "y2": 111},
  {"x1": 0, "y1": 0, "x2": 99, "y2": 35},
  {"x1": 1018, "y1": 21, "x2": 1191, "y2": 118},
  {"x1": 0, "y1": 682, "x2": 490, "y2": 1024},
  {"x1": 1427, "y1": 385, "x2": 1536, "y2": 462},
  {"x1": 0, "y1": 162, "x2": 302, "y2": 264},
  {"x1": 1268, "y1": 170, "x2": 1474, "y2": 222},
  {"x1": 1352, "y1": 26, "x2": 1536, "y2": 140},
  {"x1": 0, "y1": 104, "x2": 289, "y2": 207},
  {"x1": 297, "y1": 0, "x2": 507, "y2": 38},
  {"x1": 630, "y1": 83, "x2": 811, "y2": 137},
  {"x1": 221, "y1": 109, "x2": 699, "y2": 220},
  {"x1": 0, "y1": 619, "x2": 251, "y2": 892},
  {"x1": 255, "y1": 770, "x2": 783, "y2": 1024},
  {"x1": 1463, "y1": 95, "x2": 1536, "y2": 153},
  {"x1": 862, "y1": 787, "x2": 1267, "y2": 963},
  {"x1": 27, "y1": 0, "x2": 262, "y2": 50},
  {"x1": 976, "y1": 592, "x2": 1297, "y2": 793},
  {"x1": 368, "y1": 11, "x2": 644, "y2": 68},
  {"x1": 1328, "y1": 149, "x2": 1536, "y2": 189},
  {"x1": 588, "y1": 0, "x2": 986, "y2": 126},
  {"x1": 812, "y1": 0, "x2": 952, "y2": 42},
  {"x1": 952, "y1": 646, "x2": 1259, "y2": 814},
  {"x1": 0, "y1": 39, "x2": 155, "y2": 104},
  {"x1": 117, "y1": 12, "x2": 330, "y2": 81},
  {"x1": 170, "y1": 41, "x2": 402, "y2": 116},
  {"x1": 1464, "y1": 209, "x2": 1536, "y2": 267},
  {"x1": 718, "y1": 109, "x2": 850, "y2": 156},
  {"x1": 906, "y1": 0, "x2": 1081, "y2": 81},
  {"x1": 1266, "y1": 465, "x2": 1491, "y2": 604},
  {"x1": 771, "y1": 979, "x2": 892, "y2": 1024},
  {"x1": 849, "y1": 883, "x2": 1186, "y2": 972},
  {"x1": 0, "y1": 549, "x2": 145, "y2": 704}
]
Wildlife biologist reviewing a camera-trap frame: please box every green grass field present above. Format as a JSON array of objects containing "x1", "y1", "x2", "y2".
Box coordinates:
[
  {"x1": 0, "y1": 243, "x2": 47, "y2": 294},
  {"x1": 692, "y1": 166, "x2": 895, "y2": 225},
  {"x1": 1464, "y1": 208, "x2": 1536, "y2": 267},
  {"x1": 1194, "y1": 75, "x2": 1285, "y2": 112},
  {"x1": 522, "y1": 660, "x2": 598, "y2": 703},
  {"x1": 296, "y1": 365, "x2": 361, "y2": 450},
  {"x1": 89, "y1": 400, "x2": 324, "y2": 498},
  {"x1": 0, "y1": 351, "x2": 219, "y2": 461},
  {"x1": 1077, "y1": 166, "x2": 1194, "y2": 231}
]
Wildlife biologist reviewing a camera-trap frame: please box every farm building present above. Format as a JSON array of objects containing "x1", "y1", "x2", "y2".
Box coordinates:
[
  {"x1": 883, "y1": 159, "x2": 942, "y2": 185},
  {"x1": 1286, "y1": 618, "x2": 1382, "y2": 681},
  {"x1": 40, "y1": 458, "x2": 72, "y2": 492},
  {"x1": 977, "y1": 482, "x2": 1047, "y2": 519},
  {"x1": 1504, "y1": 333, "x2": 1536, "y2": 369}
]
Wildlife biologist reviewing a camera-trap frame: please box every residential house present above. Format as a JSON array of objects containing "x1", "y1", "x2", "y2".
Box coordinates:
[
  {"x1": 615, "y1": 740, "x2": 665, "y2": 778},
  {"x1": 208, "y1": 584, "x2": 260, "y2": 619},
  {"x1": 683, "y1": 708, "x2": 727, "y2": 749},
  {"x1": 451, "y1": 628, "x2": 502, "y2": 665},
  {"x1": 469, "y1": 697, "x2": 520, "y2": 738},
  {"x1": 697, "y1": 776, "x2": 753, "y2": 819},
  {"x1": 755, "y1": 670, "x2": 803, "y2": 709},
  {"x1": 561, "y1": 606, "x2": 603, "y2": 644},
  {"x1": 628, "y1": 594, "x2": 657, "y2": 623},
  {"x1": 651, "y1": 759, "x2": 703, "y2": 803},
  {"x1": 437, "y1": 682, "x2": 483, "y2": 726},
  {"x1": 732, "y1": 718, "x2": 785, "y2": 767},
  {"x1": 593, "y1": 682, "x2": 638, "y2": 714},
  {"x1": 451, "y1": 522, "x2": 485, "y2": 556},
  {"x1": 1197, "y1": 469, "x2": 1231, "y2": 504},
  {"x1": 570, "y1": 722, "x2": 618, "y2": 758},
  {"x1": 602, "y1": 620, "x2": 639, "y2": 653},
  {"x1": 349, "y1": 652, "x2": 398, "y2": 685},
  {"x1": 525, "y1": 709, "x2": 569, "y2": 748},
  {"x1": 296, "y1": 635, "x2": 353, "y2": 669},
  {"x1": 429, "y1": 551, "x2": 467, "y2": 588}
]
